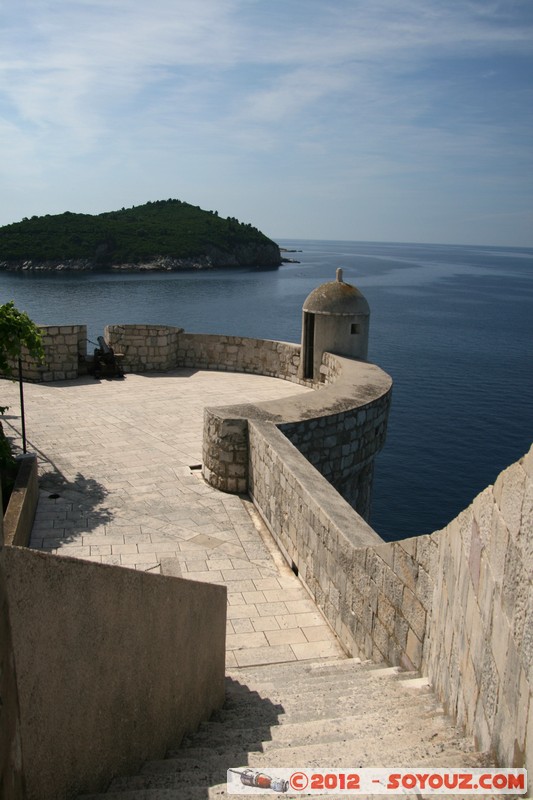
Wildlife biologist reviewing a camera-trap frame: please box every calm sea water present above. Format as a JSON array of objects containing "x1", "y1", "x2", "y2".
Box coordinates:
[{"x1": 1, "y1": 240, "x2": 532, "y2": 541}]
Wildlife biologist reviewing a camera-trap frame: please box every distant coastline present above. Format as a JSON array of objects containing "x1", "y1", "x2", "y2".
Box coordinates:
[
  {"x1": 0, "y1": 249, "x2": 281, "y2": 273},
  {"x1": 0, "y1": 199, "x2": 282, "y2": 271}
]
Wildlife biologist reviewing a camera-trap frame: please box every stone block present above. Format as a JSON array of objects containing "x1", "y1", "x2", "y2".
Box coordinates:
[
  {"x1": 491, "y1": 697, "x2": 518, "y2": 769},
  {"x1": 461, "y1": 650, "x2": 479, "y2": 725},
  {"x1": 393, "y1": 614, "x2": 409, "y2": 651},
  {"x1": 377, "y1": 590, "x2": 396, "y2": 633},
  {"x1": 468, "y1": 519, "x2": 483, "y2": 592},
  {"x1": 366, "y1": 549, "x2": 386, "y2": 588},
  {"x1": 405, "y1": 627, "x2": 423, "y2": 670},
  {"x1": 398, "y1": 536, "x2": 417, "y2": 558},
  {"x1": 472, "y1": 486, "x2": 494, "y2": 547},
  {"x1": 488, "y1": 507, "x2": 510, "y2": 588},
  {"x1": 383, "y1": 567, "x2": 404, "y2": 607},
  {"x1": 373, "y1": 542, "x2": 394, "y2": 570},
  {"x1": 393, "y1": 543, "x2": 417, "y2": 591},
  {"x1": 455, "y1": 506, "x2": 474, "y2": 561},
  {"x1": 473, "y1": 694, "x2": 492, "y2": 754},
  {"x1": 415, "y1": 565, "x2": 434, "y2": 613},
  {"x1": 501, "y1": 537, "x2": 520, "y2": 621},
  {"x1": 480, "y1": 642, "x2": 499, "y2": 728},
  {"x1": 372, "y1": 615, "x2": 389, "y2": 658},
  {"x1": 490, "y1": 598, "x2": 510, "y2": 681},
  {"x1": 494, "y1": 462, "x2": 527, "y2": 539},
  {"x1": 402, "y1": 586, "x2": 427, "y2": 641},
  {"x1": 514, "y1": 668, "x2": 529, "y2": 759}
]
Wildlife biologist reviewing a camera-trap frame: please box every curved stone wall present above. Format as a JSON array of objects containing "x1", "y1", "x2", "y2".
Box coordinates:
[
  {"x1": 202, "y1": 352, "x2": 392, "y2": 521},
  {"x1": 103, "y1": 324, "x2": 393, "y2": 519},
  {"x1": 105, "y1": 324, "x2": 183, "y2": 372}
]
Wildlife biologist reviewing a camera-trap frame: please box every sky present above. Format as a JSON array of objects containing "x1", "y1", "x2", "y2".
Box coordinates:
[{"x1": 1, "y1": 0, "x2": 532, "y2": 247}]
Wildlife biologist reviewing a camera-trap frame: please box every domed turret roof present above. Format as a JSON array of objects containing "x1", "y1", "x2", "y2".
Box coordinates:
[{"x1": 303, "y1": 269, "x2": 370, "y2": 316}]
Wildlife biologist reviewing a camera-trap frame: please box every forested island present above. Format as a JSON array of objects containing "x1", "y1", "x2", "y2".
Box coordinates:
[{"x1": 0, "y1": 199, "x2": 281, "y2": 271}]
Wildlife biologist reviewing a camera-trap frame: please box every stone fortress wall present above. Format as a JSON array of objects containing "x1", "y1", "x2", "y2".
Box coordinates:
[{"x1": 13, "y1": 320, "x2": 533, "y2": 777}]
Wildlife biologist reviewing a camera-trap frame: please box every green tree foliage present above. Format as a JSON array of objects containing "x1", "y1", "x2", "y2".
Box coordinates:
[
  {"x1": 0, "y1": 199, "x2": 277, "y2": 265},
  {"x1": 0, "y1": 303, "x2": 44, "y2": 507},
  {"x1": 0, "y1": 301, "x2": 44, "y2": 376}
]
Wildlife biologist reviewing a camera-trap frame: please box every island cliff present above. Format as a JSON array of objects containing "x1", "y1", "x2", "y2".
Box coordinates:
[{"x1": 0, "y1": 199, "x2": 281, "y2": 271}]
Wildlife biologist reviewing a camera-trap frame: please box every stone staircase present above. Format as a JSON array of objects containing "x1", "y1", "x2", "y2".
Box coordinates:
[{"x1": 79, "y1": 658, "x2": 489, "y2": 800}]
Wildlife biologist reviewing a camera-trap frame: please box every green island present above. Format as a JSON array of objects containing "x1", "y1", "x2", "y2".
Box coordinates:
[{"x1": 0, "y1": 199, "x2": 281, "y2": 271}]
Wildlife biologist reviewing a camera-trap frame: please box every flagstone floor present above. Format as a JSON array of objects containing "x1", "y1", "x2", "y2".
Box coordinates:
[{"x1": 1, "y1": 370, "x2": 345, "y2": 667}]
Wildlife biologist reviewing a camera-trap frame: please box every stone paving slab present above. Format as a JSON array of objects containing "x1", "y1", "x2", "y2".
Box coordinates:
[{"x1": 1, "y1": 370, "x2": 345, "y2": 667}]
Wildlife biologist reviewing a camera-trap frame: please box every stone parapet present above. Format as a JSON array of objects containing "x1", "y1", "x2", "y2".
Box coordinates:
[
  {"x1": 202, "y1": 412, "x2": 248, "y2": 494},
  {"x1": 15, "y1": 324, "x2": 87, "y2": 382},
  {"x1": 176, "y1": 333, "x2": 303, "y2": 382},
  {"x1": 106, "y1": 324, "x2": 183, "y2": 372},
  {"x1": 203, "y1": 352, "x2": 392, "y2": 521},
  {"x1": 248, "y1": 420, "x2": 382, "y2": 656}
]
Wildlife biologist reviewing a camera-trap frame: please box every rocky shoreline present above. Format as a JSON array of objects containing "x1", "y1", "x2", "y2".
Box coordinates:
[{"x1": 0, "y1": 247, "x2": 282, "y2": 272}]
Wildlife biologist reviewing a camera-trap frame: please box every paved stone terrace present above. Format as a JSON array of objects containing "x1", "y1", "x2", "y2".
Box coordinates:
[{"x1": 1, "y1": 370, "x2": 345, "y2": 668}]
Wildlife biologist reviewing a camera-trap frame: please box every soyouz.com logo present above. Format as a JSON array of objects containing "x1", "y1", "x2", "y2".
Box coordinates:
[{"x1": 227, "y1": 767, "x2": 527, "y2": 795}]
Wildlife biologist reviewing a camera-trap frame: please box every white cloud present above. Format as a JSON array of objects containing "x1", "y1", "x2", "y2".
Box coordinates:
[{"x1": 0, "y1": 0, "x2": 531, "y2": 243}]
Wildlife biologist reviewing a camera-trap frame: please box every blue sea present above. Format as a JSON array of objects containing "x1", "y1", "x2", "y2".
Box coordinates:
[{"x1": 1, "y1": 240, "x2": 532, "y2": 541}]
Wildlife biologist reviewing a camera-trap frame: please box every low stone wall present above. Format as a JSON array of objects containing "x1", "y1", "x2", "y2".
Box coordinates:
[
  {"x1": 104, "y1": 328, "x2": 303, "y2": 380},
  {"x1": 3, "y1": 546, "x2": 226, "y2": 800},
  {"x1": 203, "y1": 354, "x2": 392, "y2": 521},
  {"x1": 176, "y1": 333, "x2": 303, "y2": 382},
  {"x1": 106, "y1": 324, "x2": 183, "y2": 372},
  {"x1": 20, "y1": 324, "x2": 87, "y2": 382},
  {"x1": 279, "y1": 358, "x2": 391, "y2": 516},
  {"x1": 3, "y1": 454, "x2": 39, "y2": 547},
  {"x1": 248, "y1": 420, "x2": 383, "y2": 654}
]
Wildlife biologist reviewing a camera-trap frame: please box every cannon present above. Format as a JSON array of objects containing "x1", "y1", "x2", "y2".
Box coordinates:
[{"x1": 92, "y1": 336, "x2": 124, "y2": 379}]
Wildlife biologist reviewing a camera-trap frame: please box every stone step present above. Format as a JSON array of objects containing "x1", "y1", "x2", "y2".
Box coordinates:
[
  {"x1": 171, "y1": 705, "x2": 457, "y2": 758},
  {"x1": 100, "y1": 727, "x2": 485, "y2": 795},
  {"x1": 80, "y1": 788, "x2": 423, "y2": 800},
  {"x1": 224, "y1": 662, "x2": 418, "y2": 701},
  {"x1": 225, "y1": 657, "x2": 390, "y2": 690},
  {"x1": 142, "y1": 720, "x2": 483, "y2": 772},
  {"x1": 205, "y1": 682, "x2": 433, "y2": 728},
  {"x1": 77, "y1": 659, "x2": 488, "y2": 800}
]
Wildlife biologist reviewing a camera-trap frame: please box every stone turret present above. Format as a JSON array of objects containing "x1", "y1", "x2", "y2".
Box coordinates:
[{"x1": 299, "y1": 268, "x2": 370, "y2": 381}]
